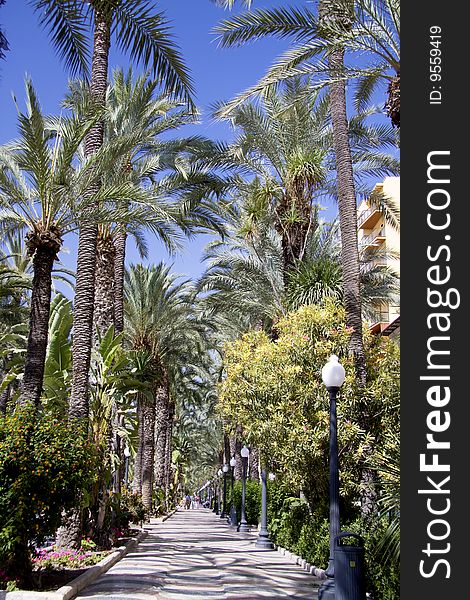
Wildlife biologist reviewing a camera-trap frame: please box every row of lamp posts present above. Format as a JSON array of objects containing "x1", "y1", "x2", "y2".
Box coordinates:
[
  {"x1": 207, "y1": 355, "x2": 360, "y2": 599},
  {"x1": 211, "y1": 444, "x2": 275, "y2": 549}
]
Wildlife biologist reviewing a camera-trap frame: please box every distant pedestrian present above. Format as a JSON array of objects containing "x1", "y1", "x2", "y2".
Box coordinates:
[{"x1": 185, "y1": 494, "x2": 191, "y2": 510}]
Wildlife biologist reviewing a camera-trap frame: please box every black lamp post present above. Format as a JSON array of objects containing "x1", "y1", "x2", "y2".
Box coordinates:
[
  {"x1": 220, "y1": 464, "x2": 229, "y2": 518},
  {"x1": 318, "y1": 355, "x2": 346, "y2": 600},
  {"x1": 229, "y1": 456, "x2": 238, "y2": 526},
  {"x1": 209, "y1": 480, "x2": 215, "y2": 510},
  {"x1": 123, "y1": 445, "x2": 130, "y2": 490},
  {"x1": 216, "y1": 468, "x2": 223, "y2": 515},
  {"x1": 238, "y1": 445, "x2": 250, "y2": 532},
  {"x1": 255, "y1": 468, "x2": 274, "y2": 549}
]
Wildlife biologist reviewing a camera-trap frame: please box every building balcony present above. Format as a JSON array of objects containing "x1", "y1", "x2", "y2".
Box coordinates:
[
  {"x1": 359, "y1": 229, "x2": 386, "y2": 251},
  {"x1": 357, "y1": 205, "x2": 382, "y2": 229}
]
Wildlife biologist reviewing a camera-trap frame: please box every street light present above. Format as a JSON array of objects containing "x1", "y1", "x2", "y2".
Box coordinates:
[
  {"x1": 238, "y1": 445, "x2": 250, "y2": 532},
  {"x1": 220, "y1": 464, "x2": 229, "y2": 518},
  {"x1": 255, "y1": 467, "x2": 274, "y2": 549},
  {"x1": 123, "y1": 445, "x2": 130, "y2": 490},
  {"x1": 228, "y1": 456, "x2": 238, "y2": 526},
  {"x1": 318, "y1": 355, "x2": 346, "y2": 600},
  {"x1": 216, "y1": 468, "x2": 223, "y2": 515}
]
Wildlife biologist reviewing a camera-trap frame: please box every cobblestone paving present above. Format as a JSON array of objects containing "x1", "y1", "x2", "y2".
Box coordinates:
[{"x1": 76, "y1": 508, "x2": 321, "y2": 599}]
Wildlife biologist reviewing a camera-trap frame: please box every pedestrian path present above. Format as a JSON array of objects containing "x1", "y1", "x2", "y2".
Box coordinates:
[{"x1": 76, "y1": 508, "x2": 321, "y2": 599}]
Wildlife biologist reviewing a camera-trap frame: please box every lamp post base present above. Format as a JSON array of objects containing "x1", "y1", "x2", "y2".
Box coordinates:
[
  {"x1": 237, "y1": 521, "x2": 250, "y2": 532},
  {"x1": 318, "y1": 577, "x2": 335, "y2": 600},
  {"x1": 255, "y1": 531, "x2": 274, "y2": 550}
]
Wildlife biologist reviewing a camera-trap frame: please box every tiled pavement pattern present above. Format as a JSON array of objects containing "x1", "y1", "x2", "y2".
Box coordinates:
[{"x1": 76, "y1": 508, "x2": 321, "y2": 599}]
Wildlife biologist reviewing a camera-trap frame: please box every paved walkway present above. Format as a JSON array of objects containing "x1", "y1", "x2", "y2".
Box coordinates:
[{"x1": 76, "y1": 508, "x2": 321, "y2": 599}]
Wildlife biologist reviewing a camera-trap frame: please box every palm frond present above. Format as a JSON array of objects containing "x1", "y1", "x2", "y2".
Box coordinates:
[
  {"x1": 113, "y1": 0, "x2": 195, "y2": 108},
  {"x1": 29, "y1": 0, "x2": 90, "y2": 77}
]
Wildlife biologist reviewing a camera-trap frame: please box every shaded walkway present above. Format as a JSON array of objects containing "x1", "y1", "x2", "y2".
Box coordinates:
[{"x1": 76, "y1": 508, "x2": 321, "y2": 599}]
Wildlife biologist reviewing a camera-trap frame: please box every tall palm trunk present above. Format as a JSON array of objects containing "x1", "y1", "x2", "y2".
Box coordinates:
[
  {"x1": 113, "y1": 226, "x2": 127, "y2": 335},
  {"x1": 328, "y1": 46, "x2": 366, "y2": 385},
  {"x1": 132, "y1": 393, "x2": 144, "y2": 494},
  {"x1": 93, "y1": 230, "x2": 116, "y2": 340},
  {"x1": 163, "y1": 397, "x2": 175, "y2": 509},
  {"x1": 70, "y1": 8, "x2": 111, "y2": 423},
  {"x1": 20, "y1": 230, "x2": 61, "y2": 406},
  {"x1": 249, "y1": 446, "x2": 260, "y2": 481},
  {"x1": 154, "y1": 381, "x2": 169, "y2": 490},
  {"x1": 60, "y1": 9, "x2": 111, "y2": 550},
  {"x1": 320, "y1": 0, "x2": 374, "y2": 516},
  {"x1": 141, "y1": 391, "x2": 156, "y2": 512}
]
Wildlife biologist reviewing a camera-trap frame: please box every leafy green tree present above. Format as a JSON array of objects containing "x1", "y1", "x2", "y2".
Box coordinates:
[
  {"x1": 0, "y1": 405, "x2": 97, "y2": 587},
  {"x1": 218, "y1": 300, "x2": 399, "y2": 514}
]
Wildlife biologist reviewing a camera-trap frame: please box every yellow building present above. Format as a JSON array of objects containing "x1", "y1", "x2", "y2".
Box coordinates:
[{"x1": 357, "y1": 176, "x2": 400, "y2": 337}]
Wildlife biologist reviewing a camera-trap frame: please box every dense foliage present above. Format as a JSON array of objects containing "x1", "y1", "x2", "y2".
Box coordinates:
[
  {"x1": 0, "y1": 405, "x2": 97, "y2": 586},
  {"x1": 0, "y1": 1, "x2": 400, "y2": 594},
  {"x1": 219, "y1": 300, "x2": 399, "y2": 509}
]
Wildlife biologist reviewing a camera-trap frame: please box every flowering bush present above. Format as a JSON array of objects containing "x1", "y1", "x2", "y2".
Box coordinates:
[
  {"x1": 32, "y1": 545, "x2": 109, "y2": 570},
  {"x1": 219, "y1": 300, "x2": 400, "y2": 507},
  {"x1": 0, "y1": 405, "x2": 98, "y2": 587}
]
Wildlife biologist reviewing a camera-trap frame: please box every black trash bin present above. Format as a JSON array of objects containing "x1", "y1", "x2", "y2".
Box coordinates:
[{"x1": 334, "y1": 532, "x2": 366, "y2": 600}]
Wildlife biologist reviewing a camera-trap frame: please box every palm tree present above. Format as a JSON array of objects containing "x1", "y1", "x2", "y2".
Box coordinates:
[
  {"x1": 0, "y1": 80, "x2": 162, "y2": 408},
  {"x1": 0, "y1": 81, "x2": 100, "y2": 406},
  {"x1": 30, "y1": 0, "x2": 195, "y2": 424},
  {"x1": 213, "y1": 0, "x2": 399, "y2": 385},
  {"x1": 89, "y1": 68, "x2": 216, "y2": 339},
  {"x1": 210, "y1": 79, "x2": 397, "y2": 273},
  {"x1": 211, "y1": 81, "x2": 331, "y2": 277},
  {"x1": 213, "y1": 1, "x2": 400, "y2": 127},
  {"x1": 124, "y1": 263, "x2": 209, "y2": 510}
]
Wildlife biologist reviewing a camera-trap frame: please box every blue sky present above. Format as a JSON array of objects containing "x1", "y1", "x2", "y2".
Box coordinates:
[{"x1": 0, "y1": 0, "x2": 337, "y2": 290}]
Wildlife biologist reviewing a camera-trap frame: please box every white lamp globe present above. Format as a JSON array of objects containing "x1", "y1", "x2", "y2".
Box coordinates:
[
  {"x1": 230, "y1": 456, "x2": 237, "y2": 468},
  {"x1": 268, "y1": 472, "x2": 276, "y2": 481},
  {"x1": 123, "y1": 445, "x2": 130, "y2": 458},
  {"x1": 321, "y1": 355, "x2": 346, "y2": 388},
  {"x1": 241, "y1": 445, "x2": 250, "y2": 458},
  {"x1": 223, "y1": 464, "x2": 229, "y2": 473}
]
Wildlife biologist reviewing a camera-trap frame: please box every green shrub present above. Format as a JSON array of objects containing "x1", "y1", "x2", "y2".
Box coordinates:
[
  {"x1": 294, "y1": 516, "x2": 330, "y2": 568},
  {"x1": 229, "y1": 480, "x2": 261, "y2": 526},
  {"x1": 267, "y1": 500, "x2": 399, "y2": 600},
  {"x1": 270, "y1": 495, "x2": 310, "y2": 550},
  {"x1": 115, "y1": 492, "x2": 147, "y2": 530},
  {"x1": 0, "y1": 405, "x2": 97, "y2": 587}
]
